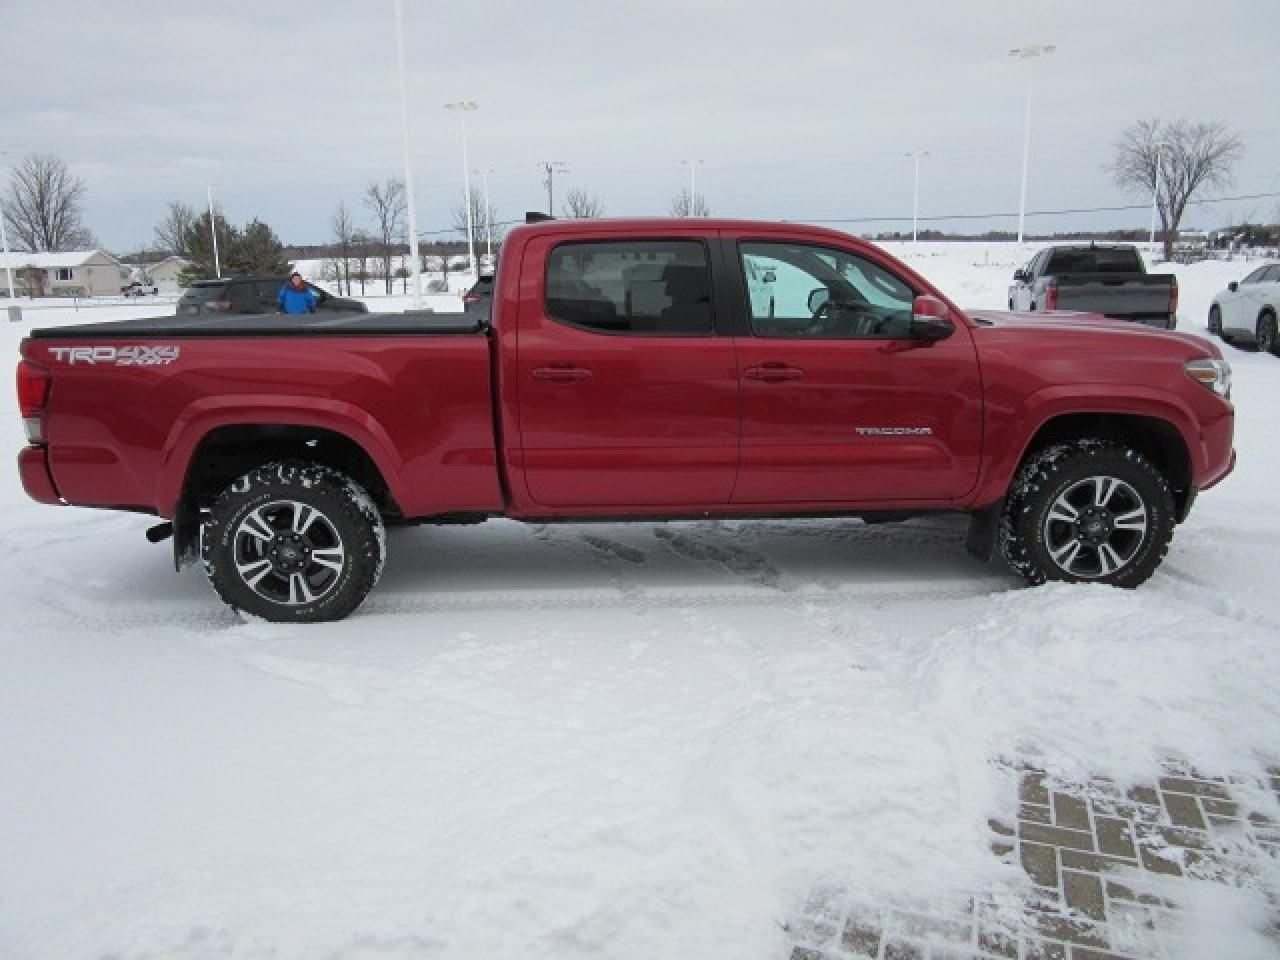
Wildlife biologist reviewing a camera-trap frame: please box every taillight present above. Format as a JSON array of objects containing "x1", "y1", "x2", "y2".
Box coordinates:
[
  {"x1": 463, "y1": 294, "x2": 481, "y2": 304},
  {"x1": 1170, "y1": 282, "x2": 1179, "y2": 316},
  {"x1": 16, "y1": 361, "x2": 51, "y2": 444},
  {"x1": 1043, "y1": 283, "x2": 1058, "y2": 311},
  {"x1": 207, "y1": 300, "x2": 232, "y2": 312}
]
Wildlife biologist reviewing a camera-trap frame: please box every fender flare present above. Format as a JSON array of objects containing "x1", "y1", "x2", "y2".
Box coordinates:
[
  {"x1": 155, "y1": 395, "x2": 407, "y2": 517},
  {"x1": 973, "y1": 384, "x2": 1201, "y2": 507}
]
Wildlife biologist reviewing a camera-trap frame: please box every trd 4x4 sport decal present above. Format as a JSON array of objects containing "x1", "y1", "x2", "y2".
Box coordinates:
[{"x1": 47, "y1": 345, "x2": 180, "y2": 366}]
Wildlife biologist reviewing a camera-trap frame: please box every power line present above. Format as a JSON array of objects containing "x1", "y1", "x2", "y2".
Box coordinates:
[
  {"x1": 798, "y1": 191, "x2": 1280, "y2": 226},
  {"x1": 414, "y1": 191, "x2": 1280, "y2": 239}
]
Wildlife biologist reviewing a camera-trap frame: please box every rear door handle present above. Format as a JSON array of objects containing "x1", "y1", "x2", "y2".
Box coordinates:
[
  {"x1": 533, "y1": 365, "x2": 592, "y2": 383},
  {"x1": 744, "y1": 363, "x2": 804, "y2": 382}
]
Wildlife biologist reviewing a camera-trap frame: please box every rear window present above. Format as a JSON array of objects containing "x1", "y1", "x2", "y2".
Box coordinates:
[
  {"x1": 1046, "y1": 248, "x2": 1143, "y2": 275},
  {"x1": 183, "y1": 283, "x2": 230, "y2": 301},
  {"x1": 545, "y1": 240, "x2": 713, "y2": 336}
]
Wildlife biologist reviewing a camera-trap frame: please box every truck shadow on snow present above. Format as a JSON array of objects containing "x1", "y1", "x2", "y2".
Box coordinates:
[{"x1": 364, "y1": 515, "x2": 1019, "y2": 612}]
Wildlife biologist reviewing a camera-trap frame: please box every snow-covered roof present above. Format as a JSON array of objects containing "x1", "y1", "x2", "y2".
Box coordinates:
[{"x1": 0, "y1": 250, "x2": 120, "y2": 269}]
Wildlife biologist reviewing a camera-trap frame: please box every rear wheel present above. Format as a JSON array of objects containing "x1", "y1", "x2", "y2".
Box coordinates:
[
  {"x1": 1208, "y1": 305, "x2": 1222, "y2": 336},
  {"x1": 1257, "y1": 311, "x2": 1279, "y2": 356},
  {"x1": 202, "y1": 462, "x2": 385, "y2": 622},
  {"x1": 999, "y1": 440, "x2": 1175, "y2": 588}
]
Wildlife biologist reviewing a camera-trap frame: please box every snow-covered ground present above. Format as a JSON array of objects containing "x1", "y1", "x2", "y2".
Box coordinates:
[{"x1": 2, "y1": 245, "x2": 1278, "y2": 959}]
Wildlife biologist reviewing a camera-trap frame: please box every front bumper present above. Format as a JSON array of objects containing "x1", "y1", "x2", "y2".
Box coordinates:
[{"x1": 18, "y1": 446, "x2": 62, "y2": 505}]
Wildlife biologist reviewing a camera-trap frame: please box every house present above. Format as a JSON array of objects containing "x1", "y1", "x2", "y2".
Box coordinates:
[
  {"x1": 0, "y1": 250, "x2": 131, "y2": 298},
  {"x1": 145, "y1": 255, "x2": 190, "y2": 293}
]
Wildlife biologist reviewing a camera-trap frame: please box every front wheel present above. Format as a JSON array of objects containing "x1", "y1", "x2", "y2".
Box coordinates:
[
  {"x1": 1208, "y1": 305, "x2": 1222, "y2": 336},
  {"x1": 1257, "y1": 312, "x2": 1279, "y2": 356},
  {"x1": 999, "y1": 440, "x2": 1175, "y2": 588},
  {"x1": 202, "y1": 462, "x2": 386, "y2": 622}
]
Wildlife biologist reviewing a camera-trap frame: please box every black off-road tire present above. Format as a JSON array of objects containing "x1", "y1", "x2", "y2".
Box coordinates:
[
  {"x1": 1207, "y1": 305, "x2": 1222, "y2": 337},
  {"x1": 201, "y1": 462, "x2": 386, "y2": 622},
  {"x1": 998, "y1": 440, "x2": 1175, "y2": 588},
  {"x1": 1257, "y1": 311, "x2": 1279, "y2": 356}
]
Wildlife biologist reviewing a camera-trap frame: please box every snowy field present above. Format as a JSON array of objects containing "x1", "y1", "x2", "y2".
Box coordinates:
[{"x1": 2, "y1": 244, "x2": 1278, "y2": 959}]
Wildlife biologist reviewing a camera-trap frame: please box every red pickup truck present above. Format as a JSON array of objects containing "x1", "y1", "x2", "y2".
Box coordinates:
[{"x1": 16, "y1": 218, "x2": 1235, "y2": 621}]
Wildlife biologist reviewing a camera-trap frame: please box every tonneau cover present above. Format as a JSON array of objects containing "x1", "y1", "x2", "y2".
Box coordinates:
[{"x1": 29, "y1": 310, "x2": 484, "y2": 339}]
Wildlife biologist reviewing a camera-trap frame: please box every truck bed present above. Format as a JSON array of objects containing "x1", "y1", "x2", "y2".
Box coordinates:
[{"x1": 29, "y1": 310, "x2": 484, "y2": 339}]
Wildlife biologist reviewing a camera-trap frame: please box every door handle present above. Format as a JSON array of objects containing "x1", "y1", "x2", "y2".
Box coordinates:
[
  {"x1": 744, "y1": 363, "x2": 804, "y2": 382},
  {"x1": 533, "y1": 365, "x2": 592, "y2": 383}
]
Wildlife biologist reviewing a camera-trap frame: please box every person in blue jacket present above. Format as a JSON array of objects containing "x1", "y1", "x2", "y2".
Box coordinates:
[{"x1": 277, "y1": 272, "x2": 318, "y2": 314}]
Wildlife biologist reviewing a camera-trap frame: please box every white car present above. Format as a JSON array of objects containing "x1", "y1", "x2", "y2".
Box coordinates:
[{"x1": 1208, "y1": 263, "x2": 1280, "y2": 354}]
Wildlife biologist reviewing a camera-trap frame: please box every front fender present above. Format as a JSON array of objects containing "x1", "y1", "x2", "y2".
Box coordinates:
[
  {"x1": 972, "y1": 384, "x2": 1203, "y2": 508},
  {"x1": 155, "y1": 395, "x2": 407, "y2": 517}
]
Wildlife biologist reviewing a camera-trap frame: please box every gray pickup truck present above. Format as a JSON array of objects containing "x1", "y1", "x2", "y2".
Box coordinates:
[{"x1": 1008, "y1": 244, "x2": 1178, "y2": 329}]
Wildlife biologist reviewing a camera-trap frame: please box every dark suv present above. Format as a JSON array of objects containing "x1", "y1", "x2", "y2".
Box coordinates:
[
  {"x1": 177, "y1": 277, "x2": 368, "y2": 316},
  {"x1": 462, "y1": 275, "x2": 494, "y2": 321}
]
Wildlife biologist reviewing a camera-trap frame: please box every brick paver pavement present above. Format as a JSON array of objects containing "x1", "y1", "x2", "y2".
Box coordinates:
[{"x1": 787, "y1": 762, "x2": 1280, "y2": 959}]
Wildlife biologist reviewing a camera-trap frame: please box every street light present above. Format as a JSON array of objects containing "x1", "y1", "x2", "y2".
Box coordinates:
[
  {"x1": 1149, "y1": 139, "x2": 1170, "y2": 247},
  {"x1": 1009, "y1": 43, "x2": 1055, "y2": 244},
  {"x1": 474, "y1": 166, "x2": 495, "y2": 264},
  {"x1": 392, "y1": 0, "x2": 422, "y2": 308},
  {"x1": 681, "y1": 159, "x2": 703, "y2": 217},
  {"x1": 0, "y1": 152, "x2": 13, "y2": 299},
  {"x1": 906, "y1": 150, "x2": 929, "y2": 242},
  {"x1": 445, "y1": 100, "x2": 478, "y2": 277},
  {"x1": 205, "y1": 182, "x2": 221, "y2": 279}
]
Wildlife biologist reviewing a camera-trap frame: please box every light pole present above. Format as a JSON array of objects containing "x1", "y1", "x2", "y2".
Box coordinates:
[
  {"x1": 392, "y1": 0, "x2": 422, "y2": 308},
  {"x1": 682, "y1": 159, "x2": 703, "y2": 216},
  {"x1": 475, "y1": 166, "x2": 495, "y2": 265},
  {"x1": 445, "y1": 100, "x2": 478, "y2": 277},
  {"x1": 1149, "y1": 139, "x2": 1170, "y2": 248},
  {"x1": 0, "y1": 152, "x2": 13, "y2": 298},
  {"x1": 906, "y1": 150, "x2": 928, "y2": 242},
  {"x1": 541, "y1": 161, "x2": 568, "y2": 216},
  {"x1": 205, "y1": 182, "x2": 221, "y2": 279},
  {"x1": 1009, "y1": 43, "x2": 1055, "y2": 244}
]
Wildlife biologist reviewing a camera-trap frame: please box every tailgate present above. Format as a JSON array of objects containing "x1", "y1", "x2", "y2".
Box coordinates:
[{"x1": 1053, "y1": 274, "x2": 1175, "y2": 321}]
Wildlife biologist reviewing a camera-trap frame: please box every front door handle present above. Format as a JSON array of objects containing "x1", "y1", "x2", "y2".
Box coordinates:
[
  {"x1": 533, "y1": 365, "x2": 592, "y2": 383},
  {"x1": 744, "y1": 363, "x2": 804, "y2": 382}
]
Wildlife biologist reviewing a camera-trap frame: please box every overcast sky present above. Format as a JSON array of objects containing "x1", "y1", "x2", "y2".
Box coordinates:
[{"x1": 5, "y1": 0, "x2": 1278, "y2": 251}]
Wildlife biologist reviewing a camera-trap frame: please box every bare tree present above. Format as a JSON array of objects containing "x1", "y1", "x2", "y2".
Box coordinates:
[
  {"x1": 1110, "y1": 119, "x2": 1243, "y2": 261},
  {"x1": 364, "y1": 178, "x2": 406, "y2": 295},
  {"x1": 3, "y1": 153, "x2": 93, "y2": 251},
  {"x1": 562, "y1": 188, "x2": 604, "y2": 219},
  {"x1": 669, "y1": 187, "x2": 709, "y2": 218},
  {"x1": 330, "y1": 200, "x2": 355, "y2": 296},
  {"x1": 153, "y1": 201, "x2": 197, "y2": 255}
]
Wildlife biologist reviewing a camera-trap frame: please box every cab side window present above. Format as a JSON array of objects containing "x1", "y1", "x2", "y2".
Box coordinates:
[
  {"x1": 1243, "y1": 266, "x2": 1270, "y2": 284},
  {"x1": 740, "y1": 241, "x2": 915, "y2": 339},
  {"x1": 545, "y1": 241, "x2": 713, "y2": 336}
]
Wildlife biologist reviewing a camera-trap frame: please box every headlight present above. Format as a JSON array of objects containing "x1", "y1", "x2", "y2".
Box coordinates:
[{"x1": 1185, "y1": 357, "x2": 1231, "y2": 398}]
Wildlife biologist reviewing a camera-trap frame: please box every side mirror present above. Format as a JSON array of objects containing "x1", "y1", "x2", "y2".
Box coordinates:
[
  {"x1": 807, "y1": 287, "x2": 830, "y2": 313},
  {"x1": 1013, "y1": 269, "x2": 1027, "y2": 282},
  {"x1": 1228, "y1": 281, "x2": 1239, "y2": 293},
  {"x1": 909, "y1": 294, "x2": 954, "y2": 342}
]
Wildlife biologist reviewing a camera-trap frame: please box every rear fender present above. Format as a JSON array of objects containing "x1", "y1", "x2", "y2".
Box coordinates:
[{"x1": 156, "y1": 396, "x2": 406, "y2": 517}]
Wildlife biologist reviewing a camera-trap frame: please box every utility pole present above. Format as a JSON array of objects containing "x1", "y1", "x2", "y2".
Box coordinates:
[
  {"x1": 206, "y1": 182, "x2": 221, "y2": 279},
  {"x1": 1149, "y1": 139, "x2": 1169, "y2": 247},
  {"x1": 906, "y1": 150, "x2": 928, "y2": 242},
  {"x1": 1009, "y1": 43, "x2": 1055, "y2": 244},
  {"x1": 393, "y1": 0, "x2": 422, "y2": 308},
  {"x1": 541, "y1": 161, "x2": 567, "y2": 216}
]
